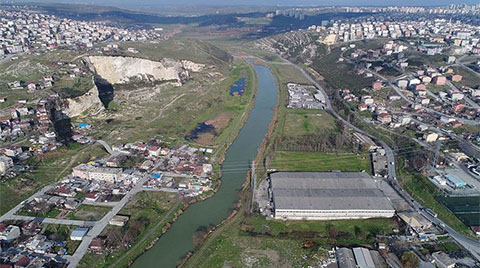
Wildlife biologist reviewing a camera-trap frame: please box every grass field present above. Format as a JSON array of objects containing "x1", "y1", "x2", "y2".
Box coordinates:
[
  {"x1": 451, "y1": 65, "x2": 480, "y2": 89},
  {"x1": 270, "y1": 151, "x2": 370, "y2": 172},
  {"x1": 282, "y1": 109, "x2": 335, "y2": 137},
  {"x1": 78, "y1": 191, "x2": 181, "y2": 268},
  {"x1": 68, "y1": 204, "x2": 111, "y2": 221},
  {"x1": 312, "y1": 47, "x2": 374, "y2": 91}
]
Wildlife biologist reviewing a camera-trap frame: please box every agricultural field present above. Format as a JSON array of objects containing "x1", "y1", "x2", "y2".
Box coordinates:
[
  {"x1": 270, "y1": 151, "x2": 371, "y2": 172},
  {"x1": 78, "y1": 191, "x2": 181, "y2": 268}
]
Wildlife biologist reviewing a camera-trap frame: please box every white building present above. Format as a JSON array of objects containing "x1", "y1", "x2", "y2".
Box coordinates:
[
  {"x1": 0, "y1": 225, "x2": 21, "y2": 241},
  {"x1": 269, "y1": 172, "x2": 395, "y2": 220}
]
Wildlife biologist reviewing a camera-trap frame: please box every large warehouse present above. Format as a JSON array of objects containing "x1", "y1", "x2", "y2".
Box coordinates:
[{"x1": 269, "y1": 172, "x2": 395, "y2": 220}]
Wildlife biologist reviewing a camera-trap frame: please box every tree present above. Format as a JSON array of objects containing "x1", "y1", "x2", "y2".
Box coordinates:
[{"x1": 401, "y1": 252, "x2": 419, "y2": 268}]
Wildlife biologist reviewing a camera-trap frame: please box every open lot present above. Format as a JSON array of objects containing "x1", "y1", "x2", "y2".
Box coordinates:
[
  {"x1": 68, "y1": 204, "x2": 111, "y2": 221},
  {"x1": 184, "y1": 215, "x2": 395, "y2": 268},
  {"x1": 270, "y1": 151, "x2": 371, "y2": 172},
  {"x1": 282, "y1": 109, "x2": 335, "y2": 137}
]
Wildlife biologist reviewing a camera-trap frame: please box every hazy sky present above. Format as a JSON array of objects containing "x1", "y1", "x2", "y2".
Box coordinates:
[{"x1": 9, "y1": 0, "x2": 480, "y2": 7}]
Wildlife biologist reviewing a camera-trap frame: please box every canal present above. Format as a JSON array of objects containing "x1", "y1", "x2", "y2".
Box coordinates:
[{"x1": 131, "y1": 60, "x2": 278, "y2": 267}]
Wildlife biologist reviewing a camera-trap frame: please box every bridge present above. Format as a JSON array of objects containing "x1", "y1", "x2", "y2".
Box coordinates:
[{"x1": 96, "y1": 139, "x2": 114, "y2": 155}]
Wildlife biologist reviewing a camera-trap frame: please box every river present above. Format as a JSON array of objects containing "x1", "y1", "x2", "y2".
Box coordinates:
[{"x1": 131, "y1": 61, "x2": 278, "y2": 267}]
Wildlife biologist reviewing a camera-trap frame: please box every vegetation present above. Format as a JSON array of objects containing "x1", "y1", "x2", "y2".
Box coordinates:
[
  {"x1": 185, "y1": 215, "x2": 395, "y2": 268},
  {"x1": 78, "y1": 191, "x2": 182, "y2": 268},
  {"x1": 68, "y1": 204, "x2": 111, "y2": 221},
  {"x1": 270, "y1": 151, "x2": 370, "y2": 172},
  {"x1": 396, "y1": 159, "x2": 473, "y2": 237}
]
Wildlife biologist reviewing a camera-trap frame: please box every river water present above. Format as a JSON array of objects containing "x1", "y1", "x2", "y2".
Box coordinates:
[{"x1": 131, "y1": 61, "x2": 278, "y2": 267}]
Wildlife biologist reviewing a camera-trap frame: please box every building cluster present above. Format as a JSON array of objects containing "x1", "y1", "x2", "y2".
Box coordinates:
[
  {"x1": 0, "y1": 221, "x2": 69, "y2": 267},
  {"x1": 0, "y1": 98, "x2": 63, "y2": 177},
  {"x1": 286, "y1": 83, "x2": 325, "y2": 109},
  {"x1": 0, "y1": 8, "x2": 167, "y2": 56},
  {"x1": 311, "y1": 19, "x2": 480, "y2": 54}
]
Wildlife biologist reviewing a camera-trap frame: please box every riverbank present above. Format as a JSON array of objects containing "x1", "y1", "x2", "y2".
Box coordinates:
[
  {"x1": 129, "y1": 58, "x2": 278, "y2": 268},
  {"x1": 180, "y1": 57, "x2": 281, "y2": 267}
]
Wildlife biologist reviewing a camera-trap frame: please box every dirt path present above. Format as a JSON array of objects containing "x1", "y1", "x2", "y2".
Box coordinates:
[{"x1": 149, "y1": 93, "x2": 185, "y2": 122}]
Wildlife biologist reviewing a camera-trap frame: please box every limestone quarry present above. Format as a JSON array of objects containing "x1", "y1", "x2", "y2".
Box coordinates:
[
  {"x1": 85, "y1": 56, "x2": 205, "y2": 86},
  {"x1": 64, "y1": 83, "x2": 104, "y2": 117}
]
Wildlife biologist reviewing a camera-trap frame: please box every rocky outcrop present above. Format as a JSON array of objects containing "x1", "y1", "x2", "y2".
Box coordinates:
[
  {"x1": 85, "y1": 56, "x2": 205, "y2": 86},
  {"x1": 64, "y1": 84, "x2": 104, "y2": 117}
]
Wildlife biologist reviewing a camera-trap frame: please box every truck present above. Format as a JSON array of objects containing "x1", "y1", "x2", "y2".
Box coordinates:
[{"x1": 424, "y1": 208, "x2": 438, "y2": 218}]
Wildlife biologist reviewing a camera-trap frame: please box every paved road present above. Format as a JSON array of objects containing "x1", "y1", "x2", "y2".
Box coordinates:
[
  {"x1": 6, "y1": 215, "x2": 96, "y2": 226},
  {"x1": 66, "y1": 174, "x2": 152, "y2": 267},
  {"x1": 0, "y1": 184, "x2": 55, "y2": 222}
]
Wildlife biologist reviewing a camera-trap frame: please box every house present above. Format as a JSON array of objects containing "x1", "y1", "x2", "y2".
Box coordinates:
[
  {"x1": 4, "y1": 146, "x2": 22, "y2": 157},
  {"x1": 85, "y1": 192, "x2": 99, "y2": 202},
  {"x1": 0, "y1": 155, "x2": 13, "y2": 175},
  {"x1": 449, "y1": 74, "x2": 463, "y2": 82},
  {"x1": 372, "y1": 81, "x2": 383, "y2": 90},
  {"x1": 424, "y1": 133, "x2": 439, "y2": 143},
  {"x1": 70, "y1": 227, "x2": 89, "y2": 241},
  {"x1": 27, "y1": 83, "x2": 36, "y2": 91},
  {"x1": 0, "y1": 225, "x2": 21, "y2": 241},
  {"x1": 433, "y1": 76, "x2": 447, "y2": 85},
  {"x1": 397, "y1": 80, "x2": 408, "y2": 88},
  {"x1": 359, "y1": 104, "x2": 368, "y2": 111},
  {"x1": 432, "y1": 252, "x2": 455, "y2": 268},
  {"x1": 148, "y1": 146, "x2": 162, "y2": 157},
  {"x1": 377, "y1": 113, "x2": 392, "y2": 124},
  {"x1": 109, "y1": 215, "x2": 129, "y2": 227},
  {"x1": 450, "y1": 91, "x2": 464, "y2": 101}
]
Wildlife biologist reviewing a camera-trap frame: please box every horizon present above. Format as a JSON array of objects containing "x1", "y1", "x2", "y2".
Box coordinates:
[{"x1": 4, "y1": 0, "x2": 480, "y2": 9}]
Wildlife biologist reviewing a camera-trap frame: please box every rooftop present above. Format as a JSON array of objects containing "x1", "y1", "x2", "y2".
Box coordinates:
[{"x1": 270, "y1": 172, "x2": 394, "y2": 211}]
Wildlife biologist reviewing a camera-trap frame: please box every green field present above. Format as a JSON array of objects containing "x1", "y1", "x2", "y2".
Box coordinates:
[
  {"x1": 452, "y1": 66, "x2": 480, "y2": 89},
  {"x1": 312, "y1": 47, "x2": 374, "y2": 92},
  {"x1": 68, "y1": 204, "x2": 111, "y2": 221},
  {"x1": 282, "y1": 109, "x2": 335, "y2": 137},
  {"x1": 270, "y1": 151, "x2": 370, "y2": 172}
]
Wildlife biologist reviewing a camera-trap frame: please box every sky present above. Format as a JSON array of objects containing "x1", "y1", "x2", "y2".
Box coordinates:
[{"x1": 8, "y1": 0, "x2": 480, "y2": 7}]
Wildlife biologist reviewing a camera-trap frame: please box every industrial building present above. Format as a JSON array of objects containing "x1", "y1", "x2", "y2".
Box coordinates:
[
  {"x1": 269, "y1": 172, "x2": 395, "y2": 220},
  {"x1": 444, "y1": 174, "x2": 466, "y2": 188}
]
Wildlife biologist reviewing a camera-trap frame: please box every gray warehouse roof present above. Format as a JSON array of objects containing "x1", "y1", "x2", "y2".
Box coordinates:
[{"x1": 270, "y1": 172, "x2": 394, "y2": 211}]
